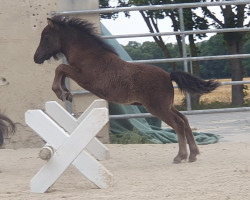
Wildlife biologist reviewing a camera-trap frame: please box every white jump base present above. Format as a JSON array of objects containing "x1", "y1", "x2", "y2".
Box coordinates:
[{"x1": 25, "y1": 99, "x2": 113, "y2": 193}]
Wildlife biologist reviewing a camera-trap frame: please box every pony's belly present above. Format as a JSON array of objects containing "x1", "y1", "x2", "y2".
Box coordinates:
[
  {"x1": 97, "y1": 92, "x2": 140, "y2": 105},
  {"x1": 105, "y1": 96, "x2": 140, "y2": 105},
  {"x1": 85, "y1": 80, "x2": 140, "y2": 105}
]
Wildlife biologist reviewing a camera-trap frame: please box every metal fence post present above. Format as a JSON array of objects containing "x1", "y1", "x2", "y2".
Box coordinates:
[{"x1": 179, "y1": 7, "x2": 192, "y2": 111}]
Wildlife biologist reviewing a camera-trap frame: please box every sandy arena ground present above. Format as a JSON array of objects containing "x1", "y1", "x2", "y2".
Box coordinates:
[
  {"x1": 0, "y1": 143, "x2": 250, "y2": 200},
  {"x1": 1, "y1": 111, "x2": 250, "y2": 200}
]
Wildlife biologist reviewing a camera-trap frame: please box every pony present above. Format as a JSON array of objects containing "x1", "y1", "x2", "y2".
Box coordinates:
[
  {"x1": 0, "y1": 113, "x2": 15, "y2": 147},
  {"x1": 34, "y1": 16, "x2": 220, "y2": 163}
]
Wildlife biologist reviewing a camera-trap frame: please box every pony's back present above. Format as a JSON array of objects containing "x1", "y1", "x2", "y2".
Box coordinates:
[{"x1": 0, "y1": 113, "x2": 15, "y2": 146}]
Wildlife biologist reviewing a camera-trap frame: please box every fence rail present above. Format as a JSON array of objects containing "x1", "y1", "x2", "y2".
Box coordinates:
[
  {"x1": 102, "y1": 27, "x2": 250, "y2": 39},
  {"x1": 55, "y1": 0, "x2": 250, "y2": 116},
  {"x1": 128, "y1": 54, "x2": 250, "y2": 64},
  {"x1": 109, "y1": 107, "x2": 250, "y2": 120},
  {"x1": 54, "y1": 0, "x2": 249, "y2": 15}
]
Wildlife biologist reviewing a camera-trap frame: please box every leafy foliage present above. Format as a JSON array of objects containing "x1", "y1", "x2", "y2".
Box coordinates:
[
  {"x1": 123, "y1": 41, "x2": 182, "y2": 72},
  {"x1": 123, "y1": 33, "x2": 250, "y2": 79}
]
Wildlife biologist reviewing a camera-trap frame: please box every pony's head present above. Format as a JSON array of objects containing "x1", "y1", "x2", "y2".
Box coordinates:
[
  {"x1": 34, "y1": 17, "x2": 65, "y2": 64},
  {"x1": 34, "y1": 16, "x2": 118, "y2": 64}
]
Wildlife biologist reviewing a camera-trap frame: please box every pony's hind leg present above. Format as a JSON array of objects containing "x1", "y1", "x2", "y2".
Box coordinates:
[
  {"x1": 145, "y1": 104, "x2": 188, "y2": 163},
  {"x1": 166, "y1": 108, "x2": 188, "y2": 163},
  {"x1": 172, "y1": 107, "x2": 200, "y2": 162}
]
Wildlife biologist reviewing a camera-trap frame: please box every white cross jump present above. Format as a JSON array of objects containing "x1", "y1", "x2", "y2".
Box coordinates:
[{"x1": 25, "y1": 99, "x2": 113, "y2": 193}]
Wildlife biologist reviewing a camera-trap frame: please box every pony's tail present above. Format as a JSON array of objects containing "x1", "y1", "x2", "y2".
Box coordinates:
[
  {"x1": 0, "y1": 113, "x2": 16, "y2": 146},
  {"x1": 170, "y1": 71, "x2": 221, "y2": 95}
]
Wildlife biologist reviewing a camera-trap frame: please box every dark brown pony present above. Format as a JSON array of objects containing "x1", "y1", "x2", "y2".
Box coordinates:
[
  {"x1": 34, "y1": 16, "x2": 220, "y2": 163},
  {"x1": 0, "y1": 113, "x2": 15, "y2": 146}
]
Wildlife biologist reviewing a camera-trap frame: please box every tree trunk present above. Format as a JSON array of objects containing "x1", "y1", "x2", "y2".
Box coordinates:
[
  {"x1": 225, "y1": 36, "x2": 244, "y2": 106},
  {"x1": 189, "y1": 34, "x2": 201, "y2": 107},
  {"x1": 139, "y1": 11, "x2": 177, "y2": 71},
  {"x1": 154, "y1": 37, "x2": 178, "y2": 71},
  {"x1": 222, "y1": 4, "x2": 246, "y2": 106},
  {"x1": 169, "y1": 11, "x2": 183, "y2": 57}
]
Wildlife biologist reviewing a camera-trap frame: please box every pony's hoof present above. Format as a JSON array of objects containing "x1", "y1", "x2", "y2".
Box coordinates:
[
  {"x1": 189, "y1": 153, "x2": 198, "y2": 163},
  {"x1": 188, "y1": 157, "x2": 197, "y2": 163},
  {"x1": 59, "y1": 95, "x2": 66, "y2": 102},
  {"x1": 188, "y1": 150, "x2": 199, "y2": 162},
  {"x1": 59, "y1": 92, "x2": 72, "y2": 102},
  {"x1": 173, "y1": 153, "x2": 188, "y2": 164},
  {"x1": 66, "y1": 93, "x2": 73, "y2": 102},
  {"x1": 173, "y1": 159, "x2": 182, "y2": 164}
]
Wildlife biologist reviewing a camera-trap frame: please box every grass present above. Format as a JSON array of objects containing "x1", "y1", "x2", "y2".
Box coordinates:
[{"x1": 110, "y1": 129, "x2": 153, "y2": 144}]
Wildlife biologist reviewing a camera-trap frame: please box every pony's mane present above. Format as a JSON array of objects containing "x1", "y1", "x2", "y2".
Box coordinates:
[{"x1": 51, "y1": 16, "x2": 118, "y2": 56}]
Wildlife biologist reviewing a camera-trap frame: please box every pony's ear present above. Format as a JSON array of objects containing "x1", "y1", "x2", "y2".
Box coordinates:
[{"x1": 47, "y1": 18, "x2": 55, "y2": 28}]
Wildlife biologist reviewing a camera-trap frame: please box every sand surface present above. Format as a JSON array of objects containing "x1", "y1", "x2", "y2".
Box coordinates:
[{"x1": 0, "y1": 143, "x2": 250, "y2": 200}]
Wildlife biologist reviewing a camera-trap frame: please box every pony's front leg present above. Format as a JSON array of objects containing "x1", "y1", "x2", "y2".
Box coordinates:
[
  {"x1": 52, "y1": 64, "x2": 74, "y2": 102},
  {"x1": 60, "y1": 74, "x2": 72, "y2": 101}
]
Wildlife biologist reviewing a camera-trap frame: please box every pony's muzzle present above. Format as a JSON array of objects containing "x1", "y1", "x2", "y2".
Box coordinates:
[{"x1": 34, "y1": 53, "x2": 44, "y2": 64}]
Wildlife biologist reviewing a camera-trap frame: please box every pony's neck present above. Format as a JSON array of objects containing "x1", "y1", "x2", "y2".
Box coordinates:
[{"x1": 59, "y1": 28, "x2": 103, "y2": 63}]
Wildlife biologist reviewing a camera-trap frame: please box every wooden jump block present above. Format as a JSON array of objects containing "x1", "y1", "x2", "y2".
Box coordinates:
[
  {"x1": 45, "y1": 99, "x2": 110, "y2": 161},
  {"x1": 25, "y1": 100, "x2": 112, "y2": 193}
]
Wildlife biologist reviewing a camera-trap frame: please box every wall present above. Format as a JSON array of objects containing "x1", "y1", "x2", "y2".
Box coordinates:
[{"x1": 0, "y1": 0, "x2": 109, "y2": 148}]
